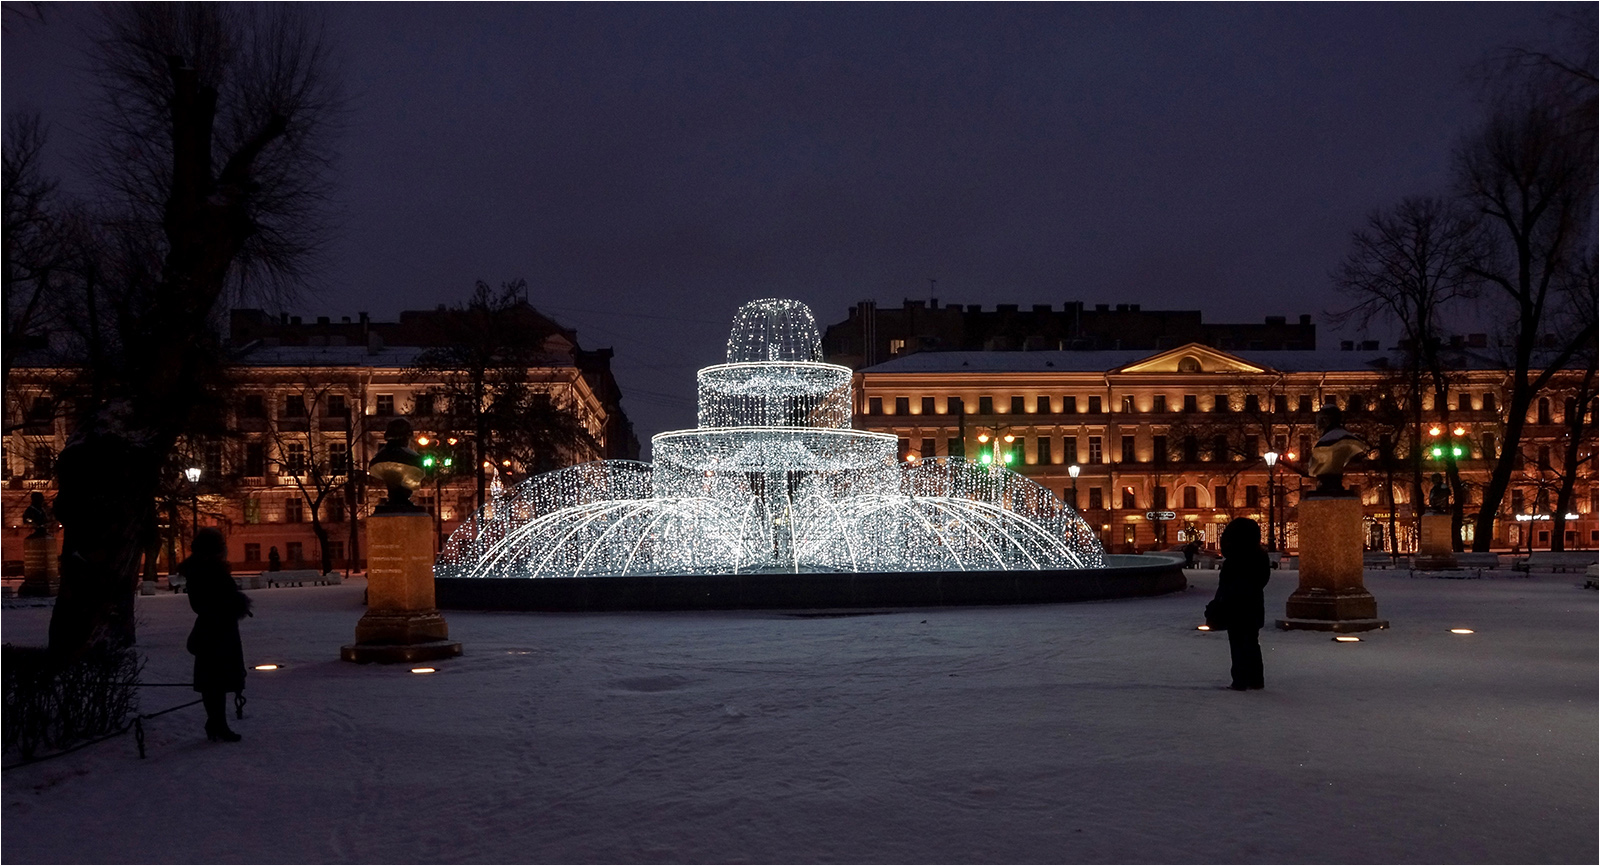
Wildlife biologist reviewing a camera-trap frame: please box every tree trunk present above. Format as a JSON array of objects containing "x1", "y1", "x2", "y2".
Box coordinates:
[
  {"x1": 311, "y1": 513, "x2": 332, "y2": 574},
  {"x1": 1551, "y1": 374, "x2": 1596, "y2": 552},
  {"x1": 1473, "y1": 379, "x2": 1535, "y2": 552}
]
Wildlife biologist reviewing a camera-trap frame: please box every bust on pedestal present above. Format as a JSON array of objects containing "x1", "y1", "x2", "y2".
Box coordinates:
[
  {"x1": 1415, "y1": 474, "x2": 1460, "y2": 570},
  {"x1": 20, "y1": 492, "x2": 59, "y2": 597},
  {"x1": 342, "y1": 419, "x2": 463, "y2": 663},
  {"x1": 1278, "y1": 403, "x2": 1388, "y2": 632}
]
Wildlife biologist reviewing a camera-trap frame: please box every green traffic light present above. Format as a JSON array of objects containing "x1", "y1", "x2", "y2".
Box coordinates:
[
  {"x1": 1003, "y1": 452, "x2": 1014, "y2": 464},
  {"x1": 442, "y1": 457, "x2": 452, "y2": 467},
  {"x1": 422, "y1": 455, "x2": 435, "y2": 469},
  {"x1": 1431, "y1": 446, "x2": 1443, "y2": 459},
  {"x1": 1452, "y1": 446, "x2": 1463, "y2": 457},
  {"x1": 980, "y1": 453, "x2": 992, "y2": 465}
]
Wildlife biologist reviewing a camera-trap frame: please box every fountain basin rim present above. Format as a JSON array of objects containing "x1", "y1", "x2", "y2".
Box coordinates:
[{"x1": 434, "y1": 554, "x2": 1185, "y2": 612}]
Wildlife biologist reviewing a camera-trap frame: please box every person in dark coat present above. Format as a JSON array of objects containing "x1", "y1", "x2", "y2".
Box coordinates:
[
  {"x1": 267, "y1": 546, "x2": 281, "y2": 572},
  {"x1": 182, "y1": 528, "x2": 251, "y2": 742},
  {"x1": 1209, "y1": 518, "x2": 1270, "y2": 691}
]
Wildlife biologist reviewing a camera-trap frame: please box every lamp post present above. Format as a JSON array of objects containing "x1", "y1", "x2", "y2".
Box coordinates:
[
  {"x1": 184, "y1": 466, "x2": 202, "y2": 539},
  {"x1": 1068, "y1": 463, "x2": 1081, "y2": 510},
  {"x1": 1263, "y1": 451, "x2": 1279, "y2": 552},
  {"x1": 975, "y1": 427, "x2": 1017, "y2": 469}
]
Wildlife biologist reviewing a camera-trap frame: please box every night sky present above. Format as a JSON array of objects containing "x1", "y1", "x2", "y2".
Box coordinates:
[{"x1": 2, "y1": 3, "x2": 1579, "y2": 445}]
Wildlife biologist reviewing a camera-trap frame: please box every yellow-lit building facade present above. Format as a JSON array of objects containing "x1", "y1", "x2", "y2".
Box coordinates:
[{"x1": 854, "y1": 343, "x2": 1595, "y2": 555}]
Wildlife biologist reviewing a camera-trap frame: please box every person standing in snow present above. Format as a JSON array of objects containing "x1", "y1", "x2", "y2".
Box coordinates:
[
  {"x1": 183, "y1": 528, "x2": 251, "y2": 742},
  {"x1": 1206, "y1": 518, "x2": 1270, "y2": 691}
]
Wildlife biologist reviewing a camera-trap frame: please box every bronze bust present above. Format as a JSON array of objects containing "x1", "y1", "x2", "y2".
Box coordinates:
[
  {"x1": 1428, "y1": 473, "x2": 1450, "y2": 513},
  {"x1": 368, "y1": 418, "x2": 427, "y2": 514},
  {"x1": 1308, "y1": 402, "x2": 1368, "y2": 495}
]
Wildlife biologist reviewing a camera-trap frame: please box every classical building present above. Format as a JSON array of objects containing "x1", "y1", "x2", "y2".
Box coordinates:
[
  {"x1": 850, "y1": 342, "x2": 1594, "y2": 554},
  {"x1": 3, "y1": 304, "x2": 638, "y2": 575}
]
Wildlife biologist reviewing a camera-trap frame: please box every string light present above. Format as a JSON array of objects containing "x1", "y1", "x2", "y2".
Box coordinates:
[{"x1": 437, "y1": 300, "x2": 1107, "y2": 580}]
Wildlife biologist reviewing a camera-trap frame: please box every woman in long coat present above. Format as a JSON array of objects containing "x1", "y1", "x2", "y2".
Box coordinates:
[
  {"x1": 1208, "y1": 518, "x2": 1271, "y2": 690},
  {"x1": 183, "y1": 528, "x2": 251, "y2": 741}
]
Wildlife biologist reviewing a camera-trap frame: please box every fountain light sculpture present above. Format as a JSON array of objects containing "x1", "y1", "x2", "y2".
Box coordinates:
[{"x1": 437, "y1": 299, "x2": 1105, "y2": 579}]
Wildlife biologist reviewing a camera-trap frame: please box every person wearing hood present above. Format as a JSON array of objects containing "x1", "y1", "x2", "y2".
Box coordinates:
[
  {"x1": 182, "y1": 528, "x2": 252, "y2": 742},
  {"x1": 1207, "y1": 517, "x2": 1271, "y2": 690}
]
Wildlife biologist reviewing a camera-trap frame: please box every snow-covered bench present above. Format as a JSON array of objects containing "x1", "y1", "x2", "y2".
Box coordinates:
[
  {"x1": 1365, "y1": 553, "x2": 1409, "y2": 570},
  {"x1": 266, "y1": 569, "x2": 341, "y2": 587},
  {"x1": 1509, "y1": 553, "x2": 1598, "y2": 574}
]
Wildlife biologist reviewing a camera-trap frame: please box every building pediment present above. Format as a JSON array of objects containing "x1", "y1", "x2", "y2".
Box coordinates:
[{"x1": 1112, "y1": 343, "x2": 1271, "y2": 375}]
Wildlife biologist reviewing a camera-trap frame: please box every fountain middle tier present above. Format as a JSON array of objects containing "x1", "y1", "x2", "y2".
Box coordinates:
[{"x1": 651, "y1": 426, "x2": 901, "y2": 476}]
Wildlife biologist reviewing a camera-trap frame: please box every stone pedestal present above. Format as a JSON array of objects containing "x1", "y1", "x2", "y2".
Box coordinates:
[
  {"x1": 341, "y1": 512, "x2": 462, "y2": 663},
  {"x1": 1278, "y1": 494, "x2": 1387, "y2": 632},
  {"x1": 1414, "y1": 513, "x2": 1459, "y2": 570},
  {"x1": 20, "y1": 536, "x2": 59, "y2": 597}
]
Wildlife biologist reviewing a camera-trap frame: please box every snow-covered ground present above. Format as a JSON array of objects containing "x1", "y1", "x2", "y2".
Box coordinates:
[{"x1": 4, "y1": 568, "x2": 1596, "y2": 864}]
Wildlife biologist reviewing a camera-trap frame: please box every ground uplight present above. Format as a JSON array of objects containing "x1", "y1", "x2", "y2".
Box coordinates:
[
  {"x1": 1450, "y1": 628, "x2": 1475, "y2": 635},
  {"x1": 1334, "y1": 636, "x2": 1361, "y2": 642},
  {"x1": 253, "y1": 664, "x2": 280, "y2": 671},
  {"x1": 1196, "y1": 624, "x2": 1211, "y2": 631},
  {"x1": 411, "y1": 667, "x2": 437, "y2": 674}
]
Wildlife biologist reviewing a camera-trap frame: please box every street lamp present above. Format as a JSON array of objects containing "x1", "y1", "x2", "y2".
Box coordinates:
[
  {"x1": 184, "y1": 466, "x2": 202, "y2": 539},
  {"x1": 975, "y1": 428, "x2": 1017, "y2": 468},
  {"x1": 1262, "y1": 451, "x2": 1279, "y2": 552},
  {"x1": 1068, "y1": 463, "x2": 1081, "y2": 510}
]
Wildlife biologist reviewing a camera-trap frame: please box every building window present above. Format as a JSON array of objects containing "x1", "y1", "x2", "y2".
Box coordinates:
[
  {"x1": 1215, "y1": 486, "x2": 1228, "y2": 507},
  {"x1": 947, "y1": 437, "x2": 963, "y2": 458},
  {"x1": 326, "y1": 494, "x2": 345, "y2": 523},
  {"x1": 1036, "y1": 396, "x2": 1051, "y2": 414},
  {"x1": 1183, "y1": 487, "x2": 1199, "y2": 509},
  {"x1": 1212, "y1": 436, "x2": 1229, "y2": 461},
  {"x1": 1063, "y1": 436, "x2": 1077, "y2": 464},
  {"x1": 1122, "y1": 395, "x2": 1135, "y2": 413},
  {"x1": 1459, "y1": 393, "x2": 1472, "y2": 411},
  {"x1": 1245, "y1": 486, "x2": 1261, "y2": 508},
  {"x1": 1183, "y1": 435, "x2": 1198, "y2": 462},
  {"x1": 1244, "y1": 435, "x2": 1258, "y2": 458},
  {"x1": 1089, "y1": 487, "x2": 1104, "y2": 510},
  {"x1": 1482, "y1": 393, "x2": 1496, "y2": 412},
  {"x1": 895, "y1": 396, "x2": 910, "y2": 415},
  {"x1": 1062, "y1": 396, "x2": 1078, "y2": 414},
  {"x1": 243, "y1": 543, "x2": 262, "y2": 563},
  {"x1": 1183, "y1": 395, "x2": 1198, "y2": 413},
  {"x1": 27, "y1": 396, "x2": 53, "y2": 422},
  {"x1": 1151, "y1": 395, "x2": 1166, "y2": 413},
  {"x1": 329, "y1": 442, "x2": 348, "y2": 474},
  {"x1": 948, "y1": 396, "x2": 964, "y2": 416},
  {"x1": 898, "y1": 438, "x2": 911, "y2": 460},
  {"x1": 245, "y1": 443, "x2": 266, "y2": 477},
  {"x1": 1299, "y1": 434, "x2": 1312, "y2": 458},
  {"x1": 920, "y1": 438, "x2": 936, "y2": 460},
  {"x1": 1010, "y1": 396, "x2": 1025, "y2": 414},
  {"x1": 284, "y1": 395, "x2": 307, "y2": 418},
  {"x1": 376, "y1": 394, "x2": 395, "y2": 416},
  {"x1": 889, "y1": 338, "x2": 906, "y2": 355},
  {"x1": 1088, "y1": 396, "x2": 1102, "y2": 414},
  {"x1": 1537, "y1": 398, "x2": 1551, "y2": 424},
  {"x1": 242, "y1": 394, "x2": 266, "y2": 418},
  {"x1": 285, "y1": 542, "x2": 304, "y2": 565},
  {"x1": 1511, "y1": 489, "x2": 1525, "y2": 514},
  {"x1": 1177, "y1": 356, "x2": 1201, "y2": 373},
  {"x1": 979, "y1": 396, "x2": 994, "y2": 415},
  {"x1": 412, "y1": 394, "x2": 433, "y2": 416},
  {"x1": 284, "y1": 442, "x2": 307, "y2": 475},
  {"x1": 1538, "y1": 446, "x2": 1551, "y2": 469},
  {"x1": 922, "y1": 397, "x2": 936, "y2": 415},
  {"x1": 285, "y1": 497, "x2": 304, "y2": 524},
  {"x1": 1297, "y1": 395, "x2": 1313, "y2": 413},
  {"x1": 1273, "y1": 395, "x2": 1287, "y2": 414},
  {"x1": 204, "y1": 442, "x2": 224, "y2": 477},
  {"x1": 1121, "y1": 487, "x2": 1137, "y2": 509},
  {"x1": 243, "y1": 498, "x2": 261, "y2": 525},
  {"x1": 868, "y1": 397, "x2": 883, "y2": 415},
  {"x1": 1063, "y1": 487, "x2": 1077, "y2": 509},
  {"x1": 1213, "y1": 394, "x2": 1229, "y2": 412},
  {"x1": 1153, "y1": 487, "x2": 1168, "y2": 509},
  {"x1": 1088, "y1": 437, "x2": 1103, "y2": 464},
  {"x1": 1153, "y1": 435, "x2": 1168, "y2": 465},
  {"x1": 1121, "y1": 436, "x2": 1136, "y2": 463},
  {"x1": 1481, "y1": 433, "x2": 1496, "y2": 460},
  {"x1": 30, "y1": 446, "x2": 53, "y2": 479},
  {"x1": 1038, "y1": 437, "x2": 1053, "y2": 465},
  {"x1": 327, "y1": 394, "x2": 349, "y2": 417},
  {"x1": 1244, "y1": 395, "x2": 1261, "y2": 413},
  {"x1": 1348, "y1": 394, "x2": 1365, "y2": 413},
  {"x1": 327, "y1": 540, "x2": 345, "y2": 562}
]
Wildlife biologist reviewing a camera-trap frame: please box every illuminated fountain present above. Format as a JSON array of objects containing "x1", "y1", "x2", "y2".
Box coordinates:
[{"x1": 434, "y1": 300, "x2": 1177, "y2": 610}]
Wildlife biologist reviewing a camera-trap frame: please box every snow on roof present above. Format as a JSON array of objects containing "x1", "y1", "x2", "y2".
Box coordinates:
[{"x1": 859, "y1": 346, "x2": 1512, "y2": 375}]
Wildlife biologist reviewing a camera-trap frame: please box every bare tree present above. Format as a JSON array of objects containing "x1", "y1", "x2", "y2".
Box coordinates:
[
  {"x1": 407, "y1": 280, "x2": 600, "y2": 514},
  {"x1": 261, "y1": 373, "x2": 364, "y2": 574},
  {"x1": 1457, "y1": 22, "x2": 1597, "y2": 551},
  {"x1": 1334, "y1": 197, "x2": 1480, "y2": 550},
  {"x1": 1549, "y1": 255, "x2": 1598, "y2": 551},
  {"x1": 2, "y1": 114, "x2": 65, "y2": 398},
  {"x1": 46, "y1": 4, "x2": 339, "y2": 657}
]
